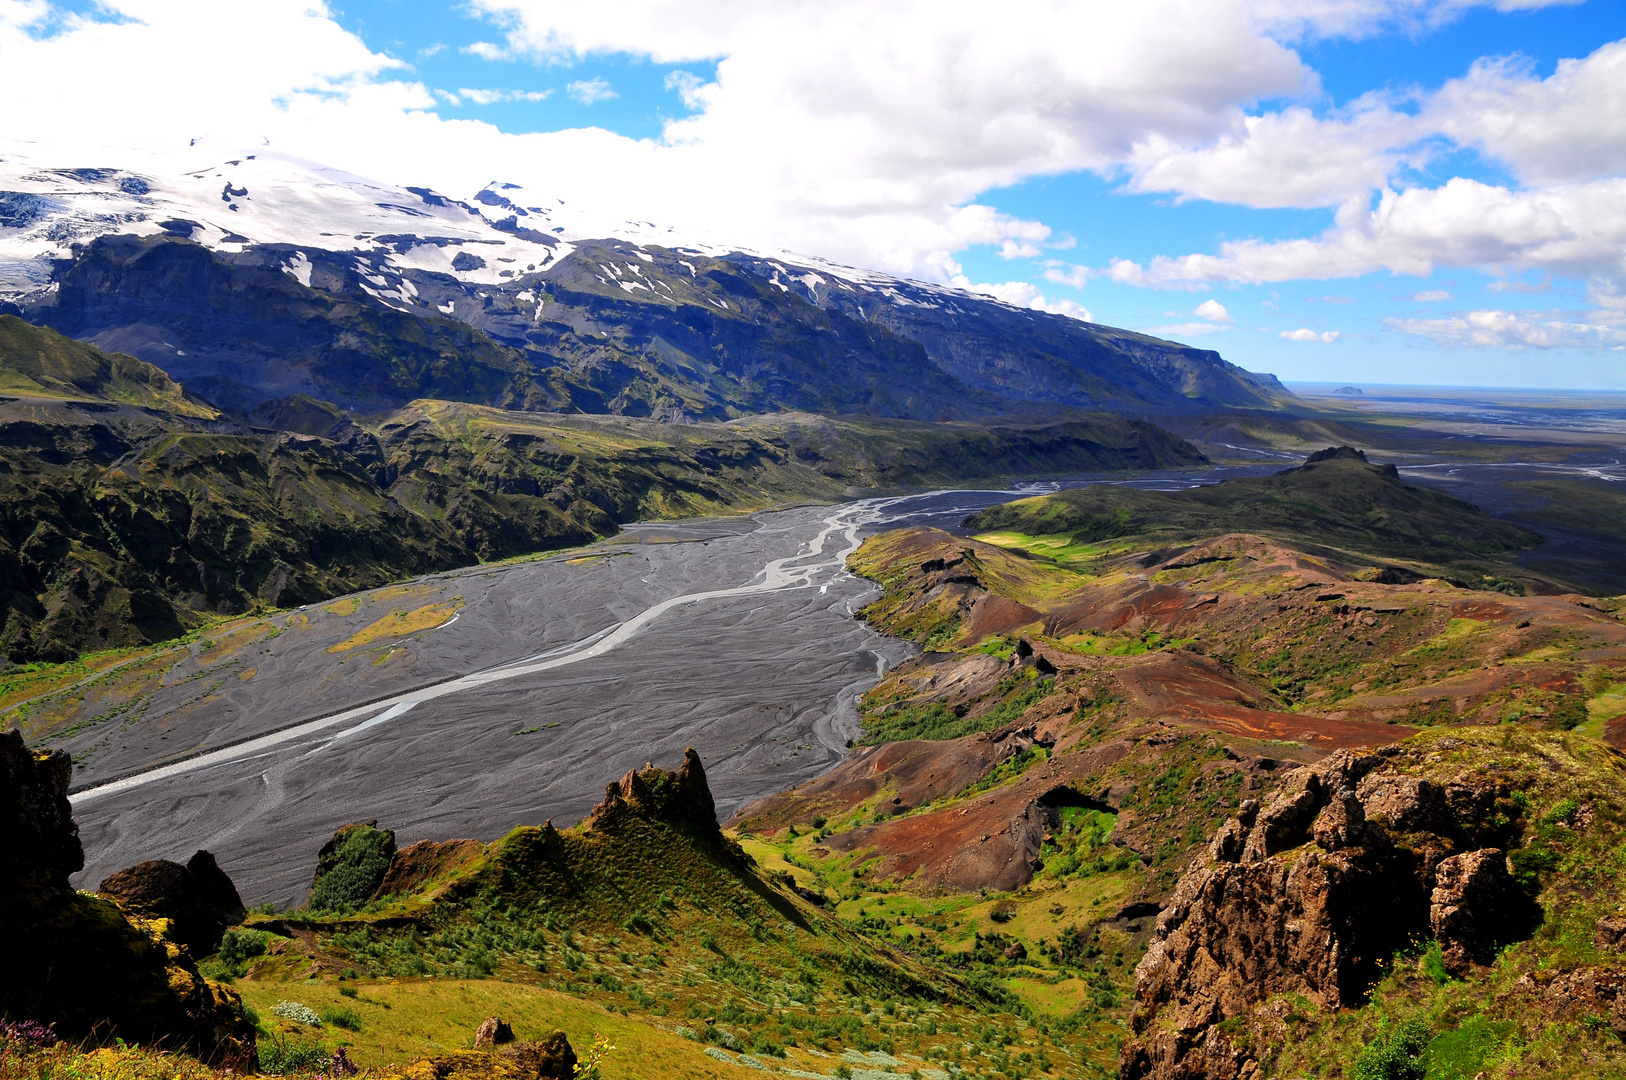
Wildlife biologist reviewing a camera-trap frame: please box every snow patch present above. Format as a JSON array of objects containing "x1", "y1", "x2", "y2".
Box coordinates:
[{"x1": 282, "y1": 251, "x2": 312, "y2": 287}]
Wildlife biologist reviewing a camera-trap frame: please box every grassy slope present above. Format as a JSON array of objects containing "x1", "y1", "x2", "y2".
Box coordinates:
[
  {"x1": 963, "y1": 449, "x2": 1554, "y2": 593},
  {"x1": 203, "y1": 761, "x2": 1075, "y2": 1079},
  {"x1": 0, "y1": 315, "x2": 216, "y2": 417}
]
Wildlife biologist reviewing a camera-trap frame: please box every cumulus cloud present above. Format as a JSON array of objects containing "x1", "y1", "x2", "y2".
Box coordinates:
[
  {"x1": 1388, "y1": 309, "x2": 1626, "y2": 349},
  {"x1": 953, "y1": 277, "x2": 1092, "y2": 321},
  {"x1": 1281, "y1": 328, "x2": 1341, "y2": 342},
  {"x1": 0, "y1": 0, "x2": 1612, "y2": 289},
  {"x1": 1429, "y1": 40, "x2": 1626, "y2": 186},
  {"x1": 1113, "y1": 177, "x2": 1626, "y2": 286},
  {"x1": 1126, "y1": 100, "x2": 1420, "y2": 209},
  {"x1": 1413, "y1": 289, "x2": 1452, "y2": 301},
  {"x1": 1041, "y1": 262, "x2": 1089, "y2": 288},
  {"x1": 1195, "y1": 299, "x2": 1233, "y2": 322},
  {"x1": 566, "y1": 76, "x2": 617, "y2": 104}
]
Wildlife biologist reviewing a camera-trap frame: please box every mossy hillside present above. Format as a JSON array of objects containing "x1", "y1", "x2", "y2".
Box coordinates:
[
  {"x1": 733, "y1": 721, "x2": 1263, "y2": 1079},
  {"x1": 1201, "y1": 728, "x2": 1626, "y2": 1080},
  {"x1": 225, "y1": 762, "x2": 1079, "y2": 1077},
  {"x1": 0, "y1": 315, "x2": 216, "y2": 417},
  {"x1": 0, "y1": 360, "x2": 1206, "y2": 663},
  {"x1": 964, "y1": 448, "x2": 1552, "y2": 592},
  {"x1": 848, "y1": 525, "x2": 1619, "y2": 727}
]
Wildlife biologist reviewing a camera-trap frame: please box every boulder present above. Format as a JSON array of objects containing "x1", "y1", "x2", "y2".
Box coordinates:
[
  {"x1": 1595, "y1": 912, "x2": 1626, "y2": 952},
  {"x1": 1431, "y1": 848, "x2": 1538, "y2": 975},
  {"x1": 474, "y1": 1016, "x2": 514, "y2": 1048},
  {"x1": 505, "y1": 1031, "x2": 577, "y2": 1079},
  {"x1": 98, "y1": 850, "x2": 247, "y2": 957}
]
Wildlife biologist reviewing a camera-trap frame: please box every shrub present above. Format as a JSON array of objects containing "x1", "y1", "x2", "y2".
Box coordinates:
[
  {"x1": 1421, "y1": 941, "x2": 1450, "y2": 986},
  {"x1": 219, "y1": 928, "x2": 272, "y2": 964},
  {"x1": 271, "y1": 1000, "x2": 322, "y2": 1027},
  {"x1": 319, "y1": 1006, "x2": 361, "y2": 1031},
  {"x1": 308, "y1": 825, "x2": 395, "y2": 911},
  {"x1": 1351, "y1": 1017, "x2": 1430, "y2": 1080},
  {"x1": 258, "y1": 1034, "x2": 328, "y2": 1075}
]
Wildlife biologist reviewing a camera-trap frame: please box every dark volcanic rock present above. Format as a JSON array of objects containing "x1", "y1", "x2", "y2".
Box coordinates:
[
  {"x1": 504, "y1": 1031, "x2": 577, "y2": 1079},
  {"x1": 0, "y1": 730, "x2": 256, "y2": 1065},
  {"x1": 0, "y1": 727, "x2": 82, "y2": 890},
  {"x1": 1121, "y1": 748, "x2": 1536, "y2": 1080},
  {"x1": 586, "y1": 747, "x2": 721, "y2": 836},
  {"x1": 98, "y1": 849, "x2": 247, "y2": 957}
]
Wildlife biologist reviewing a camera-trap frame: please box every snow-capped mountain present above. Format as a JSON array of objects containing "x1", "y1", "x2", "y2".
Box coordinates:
[{"x1": 0, "y1": 145, "x2": 1286, "y2": 420}]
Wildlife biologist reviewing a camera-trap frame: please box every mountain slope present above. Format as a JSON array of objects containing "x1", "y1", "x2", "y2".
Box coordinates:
[
  {"x1": 0, "y1": 329, "x2": 1207, "y2": 661},
  {"x1": 0, "y1": 313, "x2": 215, "y2": 417},
  {"x1": 964, "y1": 446, "x2": 1547, "y2": 589},
  {"x1": 0, "y1": 150, "x2": 1286, "y2": 421}
]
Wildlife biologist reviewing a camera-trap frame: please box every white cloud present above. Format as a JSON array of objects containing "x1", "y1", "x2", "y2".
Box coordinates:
[
  {"x1": 566, "y1": 76, "x2": 617, "y2": 104},
  {"x1": 1149, "y1": 321, "x2": 1228, "y2": 337},
  {"x1": 1413, "y1": 289, "x2": 1452, "y2": 301},
  {"x1": 1126, "y1": 100, "x2": 1420, "y2": 209},
  {"x1": 1195, "y1": 299, "x2": 1233, "y2": 322},
  {"x1": 663, "y1": 70, "x2": 706, "y2": 108},
  {"x1": 459, "y1": 88, "x2": 552, "y2": 105},
  {"x1": 1388, "y1": 309, "x2": 1626, "y2": 349},
  {"x1": 1429, "y1": 40, "x2": 1626, "y2": 186},
  {"x1": 0, "y1": 0, "x2": 1610, "y2": 291},
  {"x1": 1281, "y1": 328, "x2": 1341, "y2": 342},
  {"x1": 952, "y1": 277, "x2": 1092, "y2": 321},
  {"x1": 1116, "y1": 177, "x2": 1626, "y2": 287},
  {"x1": 1041, "y1": 262, "x2": 1089, "y2": 288}
]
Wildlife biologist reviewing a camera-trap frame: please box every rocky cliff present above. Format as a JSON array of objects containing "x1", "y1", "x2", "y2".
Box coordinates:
[
  {"x1": 0, "y1": 730, "x2": 256, "y2": 1063},
  {"x1": 1122, "y1": 744, "x2": 1542, "y2": 1080}
]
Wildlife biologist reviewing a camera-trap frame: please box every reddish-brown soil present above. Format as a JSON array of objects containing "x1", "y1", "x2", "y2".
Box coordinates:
[{"x1": 734, "y1": 528, "x2": 1626, "y2": 895}]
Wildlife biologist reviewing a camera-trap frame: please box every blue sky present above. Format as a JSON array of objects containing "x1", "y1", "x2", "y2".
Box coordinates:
[{"x1": 7, "y1": 1, "x2": 1626, "y2": 389}]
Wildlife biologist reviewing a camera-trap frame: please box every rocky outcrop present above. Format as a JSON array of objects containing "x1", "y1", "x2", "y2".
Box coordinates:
[
  {"x1": 0, "y1": 731, "x2": 256, "y2": 1065},
  {"x1": 586, "y1": 748, "x2": 720, "y2": 836},
  {"x1": 0, "y1": 726, "x2": 82, "y2": 890},
  {"x1": 375, "y1": 838, "x2": 485, "y2": 900},
  {"x1": 98, "y1": 850, "x2": 247, "y2": 958},
  {"x1": 473, "y1": 1016, "x2": 514, "y2": 1048},
  {"x1": 386, "y1": 1032, "x2": 577, "y2": 1080},
  {"x1": 1121, "y1": 747, "x2": 1539, "y2": 1080}
]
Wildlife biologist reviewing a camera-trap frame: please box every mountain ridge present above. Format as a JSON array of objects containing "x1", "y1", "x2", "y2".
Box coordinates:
[{"x1": 0, "y1": 149, "x2": 1286, "y2": 422}]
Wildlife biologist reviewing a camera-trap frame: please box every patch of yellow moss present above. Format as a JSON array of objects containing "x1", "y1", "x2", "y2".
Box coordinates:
[{"x1": 327, "y1": 603, "x2": 462, "y2": 654}]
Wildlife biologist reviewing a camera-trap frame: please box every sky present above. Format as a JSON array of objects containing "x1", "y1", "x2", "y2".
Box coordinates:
[{"x1": 3, "y1": 1, "x2": 1626, "y2": 389}]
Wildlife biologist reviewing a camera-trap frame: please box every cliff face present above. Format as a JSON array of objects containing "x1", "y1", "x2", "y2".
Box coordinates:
[
  {"x1": 0, "y1": 730, "x2": 256, "y2": 1064},
  {"x1": 1122, "y1": 746, "x2": 1539, "y2": 1080}
]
